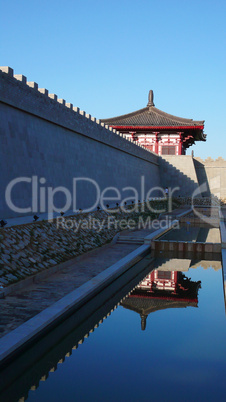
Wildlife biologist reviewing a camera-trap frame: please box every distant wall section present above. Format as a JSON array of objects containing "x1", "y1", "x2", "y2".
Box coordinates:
[
  {"x1": 159, "y1": 155, "x2": 226, "y2": 201},
  {"x1": 193, "y1": 157, "x2": 226, "y2": 199}
]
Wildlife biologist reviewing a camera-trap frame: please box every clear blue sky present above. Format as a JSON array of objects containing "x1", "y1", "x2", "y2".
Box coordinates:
[{"x1": 1, "y1": 0, "x2": 225, "y2": 159}]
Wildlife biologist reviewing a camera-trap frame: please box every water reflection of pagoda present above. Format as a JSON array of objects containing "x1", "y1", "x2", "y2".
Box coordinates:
[{"x1": 121, "y1": 270, "x2": 201, "y2": 330}]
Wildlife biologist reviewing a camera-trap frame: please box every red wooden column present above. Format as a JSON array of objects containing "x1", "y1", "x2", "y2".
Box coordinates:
[
  {"x1": 153, "y1": 132, "x2": 159, "y2": 154},
  {"x1": 129, "y1": 131, "x2": 137, "y2": 142},
  {"x1": 178, "y1": 132, "x2": 183, "y2": 155}
]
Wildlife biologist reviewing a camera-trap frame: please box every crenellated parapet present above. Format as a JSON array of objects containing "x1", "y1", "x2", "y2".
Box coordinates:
[
  {"x1": 0, "y1": 66, "x2": 157, "y2": 163},
  {"x1": 194, "y1": 156, "x2": 226, "y2": 164}
]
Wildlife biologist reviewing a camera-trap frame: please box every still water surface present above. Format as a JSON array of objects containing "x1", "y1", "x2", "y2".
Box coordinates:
[{"x1": 26, "y1": 259, "x2": 226, "y2": 402}]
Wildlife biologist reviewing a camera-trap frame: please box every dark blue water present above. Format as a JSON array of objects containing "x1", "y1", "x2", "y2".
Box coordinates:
[{"x1": 26, "y1": 262, "x2": 226, "y2": 402}]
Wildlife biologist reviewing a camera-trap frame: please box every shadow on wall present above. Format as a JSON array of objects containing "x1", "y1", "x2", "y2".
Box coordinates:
[
  {"x1": 193, "y1": 158, "x2": 211, "y2": 196},
  {"x1": 159, "y1": 155, "x2": 201, "y2": 197}
]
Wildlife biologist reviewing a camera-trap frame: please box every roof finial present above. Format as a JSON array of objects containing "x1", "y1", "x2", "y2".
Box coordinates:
[
  {"x1": 141, "y1": 314, "x2": 148, "y2": 331},
  {"x1": 147, "y1": 90, "x2": 154, "y2": 107}
]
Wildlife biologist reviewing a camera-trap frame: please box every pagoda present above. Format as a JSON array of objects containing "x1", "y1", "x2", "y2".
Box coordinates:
[
  {"x1": 101, "y1": 91, "x2": 206, "y2": 155},
  {"x1": 121, "y1": 269, "x2": 201, "y2": 330}
]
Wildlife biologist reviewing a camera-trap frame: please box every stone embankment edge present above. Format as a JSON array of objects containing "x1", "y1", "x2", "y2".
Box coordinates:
[
  {"x1": 0, "y1": 240, "x2": 113, "y2": 299},
  {"x1": 0, "y1": 244, "x2": 150, "y2": 364}
]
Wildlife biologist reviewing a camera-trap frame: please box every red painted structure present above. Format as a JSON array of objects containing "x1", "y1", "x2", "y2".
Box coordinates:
[
  {"x1": 101, "y1": 91, "x2": 206, "y2": 155},
  {"x1": 135, "y1": 269, "x2": 197, "y2": 297}
]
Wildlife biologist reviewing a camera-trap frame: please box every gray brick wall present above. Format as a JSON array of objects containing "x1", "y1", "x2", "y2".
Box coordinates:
[{"x1": 0, "y1": 69, "x2": 160, "y2": 218}]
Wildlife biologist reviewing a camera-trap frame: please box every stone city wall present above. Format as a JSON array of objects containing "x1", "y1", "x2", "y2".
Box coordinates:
[
  {"x1": 1, "y1": 67, "x2": 225, "y2": 220},
  {"x1": 0, "y1": 67, "x2": 160, "y2": 219}
]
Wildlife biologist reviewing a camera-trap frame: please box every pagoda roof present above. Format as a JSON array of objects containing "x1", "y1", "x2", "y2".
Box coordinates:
[
  {"x1": 121, "y1": 293, "x2": 198, "y2": 330},
  {"x1": 121, "y1": 272, "x2": 201, "y2": 317},
  {"x1": 121, "y1": 295, "x2": 198, "y2": 316},
  {"x1": 101, "y1": 90, "x2": 204, "y2": 131}
]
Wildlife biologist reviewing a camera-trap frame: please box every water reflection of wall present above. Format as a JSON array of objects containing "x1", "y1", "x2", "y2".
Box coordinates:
[
  {"x1": 121, "y1": 269, "x2": 201, "y2": 330},
  {"x1": 152, "y1": 257, "x2": 221, "y2": 272}
]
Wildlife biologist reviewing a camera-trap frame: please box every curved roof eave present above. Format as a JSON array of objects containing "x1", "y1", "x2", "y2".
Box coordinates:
[{"x1": 101, "y1": 105, "x2": 204, "y2": 127}]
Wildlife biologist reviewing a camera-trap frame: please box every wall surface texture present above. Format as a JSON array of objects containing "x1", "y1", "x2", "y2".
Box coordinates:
[{"x1": 0, "y1": 69, "x2": 160, "y2": 219}]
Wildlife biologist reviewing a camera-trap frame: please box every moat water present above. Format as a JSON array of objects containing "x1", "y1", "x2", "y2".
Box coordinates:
[{"x1": 2, "y1": 256, "x2": 225, "y2": 402}]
